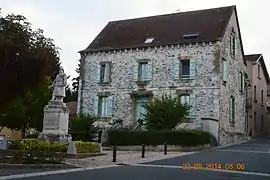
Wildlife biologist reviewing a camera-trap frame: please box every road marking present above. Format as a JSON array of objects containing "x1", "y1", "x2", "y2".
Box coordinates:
[
  {"x1": 216, "y1": 149, "x2": 269, "y2": 154},
  {"x1": 0, "y1": 165, "x2": 119, "y2": 180},
  {"x1": 130, "y1": 163, "x2": 270, "y2": 177}
]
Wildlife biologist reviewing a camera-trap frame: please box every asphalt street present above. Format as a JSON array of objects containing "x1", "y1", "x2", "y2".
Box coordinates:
[{"x1": 1, "y1": 138, "x2": 270, "y2": 180}]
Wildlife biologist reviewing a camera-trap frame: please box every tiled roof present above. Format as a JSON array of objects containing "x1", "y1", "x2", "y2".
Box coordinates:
[
  {"x1": 81, "y1": 5, "x2": 235, "y2": 52},
  {"x1": 244, "y1": 54, "x2": 270, "y2": 84}
]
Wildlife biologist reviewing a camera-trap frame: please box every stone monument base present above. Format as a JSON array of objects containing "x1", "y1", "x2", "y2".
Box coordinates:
[
  {"x1": 38, "y1": 132, "x2": 72, "y2": 143},
  {"x1": 38, "y1": 100, "x2": 72, "y2": 143}
]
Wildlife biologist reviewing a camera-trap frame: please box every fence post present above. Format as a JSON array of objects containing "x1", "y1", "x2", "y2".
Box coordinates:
[
  {"x1": 164, "y1": 142, "x2": 167, "y2": 155},
  {"x1": 142, "y1": 144, "x2": 145, "y2": 158},
  {"x1": 112, "y1": 146, "x2": 117, "y2": 162}
]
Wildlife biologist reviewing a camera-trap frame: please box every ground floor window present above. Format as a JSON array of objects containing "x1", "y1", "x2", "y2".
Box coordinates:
[
  {"x1": 93, "y1": 94, "x2": 113, "y2": 117},
  {"x1": 135, "y1": 97, "x2": 149, "y2": 123},
  {"x1": 179, "y1": 93, "x2": 196, "y2": 118}
]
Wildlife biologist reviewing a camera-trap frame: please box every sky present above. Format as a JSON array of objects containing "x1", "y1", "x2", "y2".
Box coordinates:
[{"x1": 1, "y1": 0, "x2": 269, "y2": 85}]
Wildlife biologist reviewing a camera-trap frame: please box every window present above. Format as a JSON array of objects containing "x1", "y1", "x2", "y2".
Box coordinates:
[
  {"x1": 144, "y1": 37, "x2": 154, "y2": 43},
  {"x1": 261, "y1": 114, "x2": 264, "y2": 129},
  {"x1": 229, "y1": 96, "x2": 235, "y2": 123},
  {"x1": 133, "y1": 60, "x2": 152, "y2": 81},
  {"x1": 254, "y1": 112, "x2": 257, "y2": 130},
  {"x1": 261, "y1": 89, "x2": 264, "y2": 105},
  {"x1": 139, "y1": 62, "x2": 148, "y2": 80},
  {"x1": 222, "y1": 58, "x2": 228, "y2": 82},
  {"x1": 173, "y1": 59, "x2": 196, "y2": 80},
  {"x1": 254, "y1": 85, "x2": 257, "y2": 102},
  {"x1": 258, "y1": 64, "x2": 261, "y2": 77},
  {"x1": 135, "y1": 97, "x2": 149, "y2": 123},
  {"x1": 238, "y1": 72, "x2": 244, "y2": 92},
  {"x1": 230, "y1": 28, "x2": 236, "y2": 57},
  {"x1": 179, "y1": 94, "x2": 196, "y2": 117},
  {"x1": 95, "y1": 63, "x2": 111, "y2": 84},
  {"x1": 93, "y1": 95, "x2": 113, "y2": 117}
]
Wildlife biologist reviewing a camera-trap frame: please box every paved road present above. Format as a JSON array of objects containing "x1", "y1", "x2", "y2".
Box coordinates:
[{"x1": 1, "y1": 138, "x2": 270, "y2": 180}]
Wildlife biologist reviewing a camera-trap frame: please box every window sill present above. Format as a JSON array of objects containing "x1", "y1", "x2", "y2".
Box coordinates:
[
  {"x1": 257, "y1": 76, "x2": 261, "y2": 80},
  {"x1": 98, "y1": 116, "x2": 112, "y2": 120},
  {"x1": 230, "y1": 121, "x2": 235, "y2": 126},
  {"x1": 261, "y1": 104, "x2": 264, "y2": 107},
  {"x1": 98, "y1": 82, "x2": 111, "y2": 86},
  {"x1": 136, "y1": 80, "x2": 150, "y2": 85}
]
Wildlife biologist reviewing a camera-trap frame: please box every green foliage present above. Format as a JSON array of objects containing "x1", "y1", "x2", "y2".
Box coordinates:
[
  {"x1": 108, "y1": 130, "x2": 213, "y2": 146},
  {"x1": 69, "y1": 114, "x2": 99, "y2": 142},
  {"x1": 9, "y1": 139, "x2": 99, "y2": 153},
  {"x1": 0, "y1": 10, "x2": 60, "y2": 108},
  {"x1": 0, "y1": 77, "x2": 52, "y2": 137},
  {"x1": 142, "y1": 94, "x2": 189, "y2": 130}
]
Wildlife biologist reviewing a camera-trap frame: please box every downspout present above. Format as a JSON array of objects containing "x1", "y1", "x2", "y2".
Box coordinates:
[{"x1": 77, "y1": 53, "x2": 86, "y2": 114}]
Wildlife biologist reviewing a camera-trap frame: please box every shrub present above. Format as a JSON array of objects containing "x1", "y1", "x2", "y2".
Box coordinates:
[
  {"x1": 69, "y1": 113, "x2": 99, "y2": 142},
  {"x1": 142, "y1": 94, "x2": 189, "y2": 131},
  {"x1": 107, "y1": 129, "x2": 213, "y2": 146},
  {"x1": 9, "y1": 139, "x2": 99, "y2": 153}
]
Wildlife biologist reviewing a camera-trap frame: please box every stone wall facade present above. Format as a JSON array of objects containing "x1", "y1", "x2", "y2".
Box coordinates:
[{"x1": 78, "y1": 9, "x2": 248, "y2": 145}]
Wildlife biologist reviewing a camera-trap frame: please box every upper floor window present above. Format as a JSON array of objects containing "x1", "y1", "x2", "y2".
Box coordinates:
[
  {"x1": 222, "y1": 58, "x2": 228, "y2": 83},
  {"x1": 95, "y1": 62, "x2": 111, "y2": 84},
  {"x1": 254, "y1": 85, "x2": 257, "y2": 102},
  {"x1": 230, "y1": 28, "x2": 236, "y2": 57},
  {"x1": 173, "y1": 58, "x2": 196, "y2": 80},
  {"x1": 229, "y1": 96, "x2": 235, "y2": 123},
  {"x1": 133, "y1": 60, "x2": 152, "y2": 82},
  {"x1": 258, "y1": 64, "x2": 261, "y2": 78},
  {"x1": 238, "y1": 71, "x2": 244, "y2": 93},
  {"x1": 261, "y1": 89, "x2": 264, "y2": 105}
]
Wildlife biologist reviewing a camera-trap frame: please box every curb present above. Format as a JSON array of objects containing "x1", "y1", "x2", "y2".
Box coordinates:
[
  {"x1": 0, "y1": 163, "x2": 77, "y2": 169},
  {"x1": 209, "y1": 138, "x2": 254, "y2": 151}
]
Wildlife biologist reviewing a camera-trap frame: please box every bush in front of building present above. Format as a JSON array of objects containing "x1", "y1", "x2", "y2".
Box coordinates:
[
  {"x1": 142, "y1": 94, "x2": 189, "y2": 131},
  {"x1": 9, "y1": 139, "x2": 99, "y2": 153},
  {"x1": 107, "y1": 129, "x2": 213, "y2": 146}
]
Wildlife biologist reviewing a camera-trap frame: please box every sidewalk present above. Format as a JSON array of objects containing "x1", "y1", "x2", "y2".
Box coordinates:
[{"x1": 62, "y1": 150, "x2": 193, "y2": 168}]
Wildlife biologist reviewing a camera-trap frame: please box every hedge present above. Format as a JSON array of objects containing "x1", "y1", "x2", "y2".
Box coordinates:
[
  {"x1": 107, "y1": 130, "x2": 214, "y2": 146},
  {"x1": 9, "y1": 139, "x2": 99, "y2": 153}
]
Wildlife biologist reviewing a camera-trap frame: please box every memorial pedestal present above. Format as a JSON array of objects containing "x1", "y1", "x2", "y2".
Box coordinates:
[{"x1": 38, "y1": 100, "x2": 72, "y2": 143}]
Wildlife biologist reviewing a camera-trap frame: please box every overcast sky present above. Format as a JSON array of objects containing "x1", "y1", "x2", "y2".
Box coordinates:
[{"x1": 1, "y1": 0, "x2": 269, "y2": 85}]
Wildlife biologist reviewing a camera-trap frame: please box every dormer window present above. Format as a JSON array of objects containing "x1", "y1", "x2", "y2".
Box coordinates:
[
  {"x1": 183, "y1": 33, "x2": 199, "y2": 40},
  {"x1": 144, "y1": 37, "x2": 154, "y2": 43}
]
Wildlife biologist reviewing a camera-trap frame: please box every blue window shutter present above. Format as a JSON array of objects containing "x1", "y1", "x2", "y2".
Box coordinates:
[
  {"x1": 95, "y1": 64, "x2": 101, "y2": 83},
  {"x1": 173, "y1": 59, "x2": 180, "y2": 80},
  {"x1": 93, "y1": 94, "x2": 99, "y2": 116},
  {"x1": 223, "y1": 60, "x2": 228, "y2": 81},
  {"x1": 238, "y1": 72, "x2": 242, "y2": 91},
  {"x1": 147, "y1": 61, "x2": 153, "y2": 81},
  {"x1": 107, "y1": 95, "x2": 113, "y2": 117},
  {"x1": 189, "y1": 59, "x2": 196, "y2": 79},
  {"x1": 242, "y1": 73, "x2": 245, "y2": 92},
  {"x1": 133, "y1": 62, "x2": 139, "y2": 81},
  {"x1": 189, "y1": 94, "x2": 196, "y2": 116}
]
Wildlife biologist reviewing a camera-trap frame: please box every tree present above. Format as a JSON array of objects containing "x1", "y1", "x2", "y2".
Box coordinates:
[
  {"x1": 64, "y1": 62, "x2": 80, "y2": 102},
  {"x1": 69, "y1": 114, "x2": 99, "y2": 142},
  {"x1": 142, "y1": 94, "x2": 189, "y2": 131},
  {"x1": 0, "y1": 77, "x2": 52, "y2": 137},
  {"x1": 0, "y1": 10, "x2": 60, "y2": 108}
]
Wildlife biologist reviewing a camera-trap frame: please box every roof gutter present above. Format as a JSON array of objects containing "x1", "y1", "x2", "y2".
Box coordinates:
[{"x1": 252, "y1": 54, "x2": 263, "y2": 65}]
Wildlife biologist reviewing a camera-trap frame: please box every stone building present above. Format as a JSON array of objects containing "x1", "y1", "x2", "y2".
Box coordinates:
[
  {"x1": 245, "y1": 54, "x2": 270, "y2": 137},
  {"x1": 77, "y1": 5, "x2": 248, "y2": 145}
]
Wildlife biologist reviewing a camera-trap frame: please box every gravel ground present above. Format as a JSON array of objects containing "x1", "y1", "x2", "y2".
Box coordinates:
[{"x1": 62, "y1": 151, "x2": 192, "y2": 168}]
